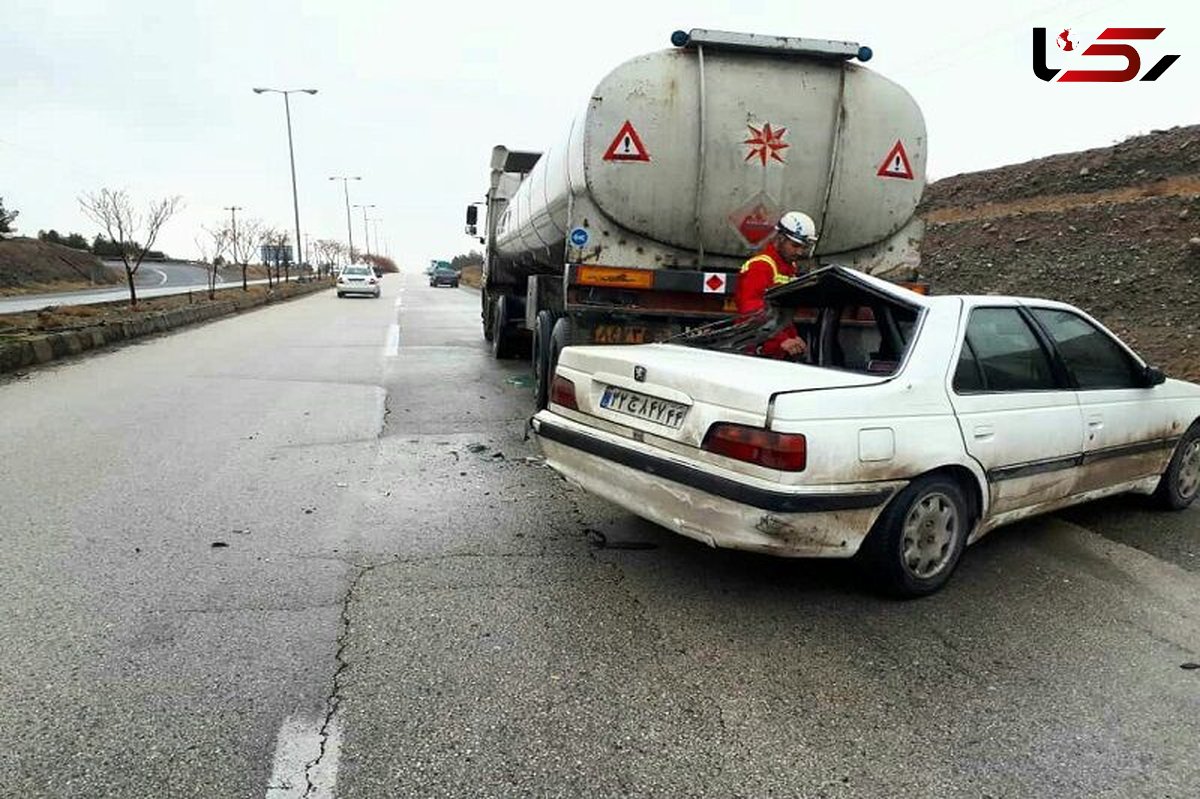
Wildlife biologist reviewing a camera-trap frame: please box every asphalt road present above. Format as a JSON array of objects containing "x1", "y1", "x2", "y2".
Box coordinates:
[
  {"x1": 1, "y1": 272, "x2": 1198, "y2": 798},
  {"x1": 0, "y1": 260, "x2": 271, "y2": 314}
]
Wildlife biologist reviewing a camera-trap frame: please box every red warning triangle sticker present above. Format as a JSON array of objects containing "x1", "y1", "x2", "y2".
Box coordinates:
[
  {"x1": 603, "y1": 120, "x2": 651, "y2": 162},
  {"x1": 876, "y1": 140, "x2": 914, "y2": 180}
]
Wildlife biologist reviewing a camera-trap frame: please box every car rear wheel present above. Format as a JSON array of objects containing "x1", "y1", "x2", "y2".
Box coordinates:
[
  {"x1": 1153, "y1": 423, "x2": 1200, "y2": 510},
  {"x1": 860, "y1": 475, "x2": 970, "y2": 598}
]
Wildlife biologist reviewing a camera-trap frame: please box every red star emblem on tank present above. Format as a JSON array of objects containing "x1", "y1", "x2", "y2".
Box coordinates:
[{"x1": 744, "y1": 122, "x2": 789, "y2": 165}]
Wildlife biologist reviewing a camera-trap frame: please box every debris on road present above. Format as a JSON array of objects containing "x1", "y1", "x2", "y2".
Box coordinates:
[{"x1": 211, "y1": 541, "x2": 229, "y2": 549}]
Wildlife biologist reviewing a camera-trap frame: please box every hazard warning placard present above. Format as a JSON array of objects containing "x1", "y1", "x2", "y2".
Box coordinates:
[
  {"x1": 877, "y1": 140, "x2": 914, "y2": 180},
  {"x1": 702, "y1": 272, "x2": 728, "y2": 294},
  {"x1": 603, "y1": 120, "x2": 651, "y2": 162}
]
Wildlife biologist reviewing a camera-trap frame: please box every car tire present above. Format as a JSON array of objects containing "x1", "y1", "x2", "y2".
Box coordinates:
[
  {"x1": 1153, "y1": 423, "x2": 1200, "y2": 510},
  {"x1": 532, "y1": 310, "x2": 556, "y2": 409},
  {"x1": 337, "y1": 292, "x2": 345, "y2": 298},
  {"x1": 859, "y1": 474, "x2": 971, "y2": 598}
]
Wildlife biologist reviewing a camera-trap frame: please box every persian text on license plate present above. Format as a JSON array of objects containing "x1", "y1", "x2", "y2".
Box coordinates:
[{"x1": 600, "y1": 386, "x2": 688, "y2": 429}]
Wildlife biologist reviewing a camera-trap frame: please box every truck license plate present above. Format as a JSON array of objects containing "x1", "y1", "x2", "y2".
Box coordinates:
[{"x1": 600, "y1": 386, "x2": 688, "y2": 429}]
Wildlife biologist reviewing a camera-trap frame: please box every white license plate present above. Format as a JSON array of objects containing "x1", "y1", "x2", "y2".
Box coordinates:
[{"x1": 600, "y1": 386, "x2": 688, "y2": 428}]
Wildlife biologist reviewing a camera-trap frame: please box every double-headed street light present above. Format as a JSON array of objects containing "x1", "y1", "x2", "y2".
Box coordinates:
[
  {"x1": 253, "y1": 87, "x2": 317, "y2": 279},
  {"x1": 328, "y1": 175, "x2": 361, "y2": 262},
  {"x1": 352, "y1": 203, "x2": 375, "y2": 257}
]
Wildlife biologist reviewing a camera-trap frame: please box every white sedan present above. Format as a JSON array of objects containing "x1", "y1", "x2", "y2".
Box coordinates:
[
  {"x1": 336, "y1": 265, "x2": 381, "y2": 298},
  {"x1": 532, "y1": 267, "x2": 1200, "y2": 597}
]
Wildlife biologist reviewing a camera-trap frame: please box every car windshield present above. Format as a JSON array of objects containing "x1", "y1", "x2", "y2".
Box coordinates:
[
  {"x1": 674, "y1": 266, "x2": 923, "y2": 376},
  {"x1": 343, "y1": 267, "x2": 371, "y2": 276}
]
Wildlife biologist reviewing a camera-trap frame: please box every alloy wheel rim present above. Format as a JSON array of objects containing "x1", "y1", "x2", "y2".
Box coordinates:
[
  {"x1": 901, "y1": 492, "x2": 959, "y2": 579},
  {"x1": 1177, "y1": 440, "x2": 1200, "y2": 500}
]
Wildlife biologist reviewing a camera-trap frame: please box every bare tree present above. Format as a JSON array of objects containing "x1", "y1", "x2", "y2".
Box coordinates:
[
  {"x1": 227, "y1": 217, "x2": 264, "y2": 291},
  {"x1": 194, "y1": 224, "x2": 230, "y2": 300},
  {"x1": 261, "y1": 227, "x2": 291, "y2": 287},
  {"x1": 79, "y1": 189, "x2": 182, "y2": 306},
  {"x1": 312, "y1": 238, "x2": 345, "y2": 277}
]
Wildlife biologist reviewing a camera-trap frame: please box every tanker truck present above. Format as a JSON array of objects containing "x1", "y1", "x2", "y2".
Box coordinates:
[{"x1": 466, "y1": 28, "x2": 926, "y2": 408}]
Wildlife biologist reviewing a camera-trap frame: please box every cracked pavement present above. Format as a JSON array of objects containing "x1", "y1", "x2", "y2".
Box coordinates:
[{"x1": 2, "y1": 272, "x2": 1199, "y2": 797}]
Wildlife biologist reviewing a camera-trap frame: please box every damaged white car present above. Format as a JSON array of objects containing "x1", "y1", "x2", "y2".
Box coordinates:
[{"x1": 532, "y1": 266, "x2": 1200, "y2": 597}]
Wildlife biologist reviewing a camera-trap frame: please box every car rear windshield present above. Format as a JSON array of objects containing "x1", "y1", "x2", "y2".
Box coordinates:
[
  {"x1": 674, "y1": 268, "x2": 922, "y2": 376},
  {"x1": 343, "y1": 267, "x2": 371, "y2": 276}
]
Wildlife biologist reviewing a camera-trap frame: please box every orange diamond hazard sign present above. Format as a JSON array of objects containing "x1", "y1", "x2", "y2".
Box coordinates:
[
  {"x1": 876, "y1": 140, "x2": 915, "y2": 180},
  {"x1": 603, "y1": 121, "x2": 651, "y2": 162}
]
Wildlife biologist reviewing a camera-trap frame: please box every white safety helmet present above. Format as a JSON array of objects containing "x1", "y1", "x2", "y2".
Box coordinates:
[{"x1": 776, "y1": 211, "x2": 818, "y2": 245}]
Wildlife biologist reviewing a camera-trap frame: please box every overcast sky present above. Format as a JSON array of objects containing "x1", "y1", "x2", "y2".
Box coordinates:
[{"x1": 2, "y1": 0, "x2": 1196, "y2": 267}]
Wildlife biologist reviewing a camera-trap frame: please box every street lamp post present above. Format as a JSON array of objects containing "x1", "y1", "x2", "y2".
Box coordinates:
[
  {"x1": 369, "y1": 218, "x2": 382, "y2": 262},
  {"x1": 253, "y1": 86, "x2": 317, "y2": 282},
  {"x1": 353, "y1": 203, "x2": 375, "y2": 258},
  {"x1": 224, "y1": 205, "x2": 245, "y2": 289},
  {"x1": 328, "y1": 175, "x2": 361, "y2": 263}
]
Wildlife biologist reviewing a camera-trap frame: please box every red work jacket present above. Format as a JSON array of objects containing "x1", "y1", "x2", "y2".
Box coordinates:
[{"x1": 734, "y1": 242, "x2": 800, "y2": 358}]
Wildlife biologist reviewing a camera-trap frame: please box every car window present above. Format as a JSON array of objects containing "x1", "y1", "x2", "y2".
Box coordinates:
[
  {"x1": 1031, "y1": 308, "x2": 1142, "y2": 390},
  {"x1": 959, "y1": 307, "x2": 1058, "y2": 392},
  {"x1": 952, "y1": 337, "x2": 985, "y2": 392},
  {"x1": 344, "y1": 267, "x2": 370, "y2": 276}
]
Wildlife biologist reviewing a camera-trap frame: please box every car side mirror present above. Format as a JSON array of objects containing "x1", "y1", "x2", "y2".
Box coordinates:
[
  {"x1": 1142, "y1": 365, "x2": 1166, "y2": 387},
  {"x1": 466, "y1": 205, "x2": 478, "y2": 226}
]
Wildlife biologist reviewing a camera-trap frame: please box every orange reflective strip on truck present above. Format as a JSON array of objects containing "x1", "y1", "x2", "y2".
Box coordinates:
[{"x1": 575, "y1": 266, "x2": 654, "y2": 289}]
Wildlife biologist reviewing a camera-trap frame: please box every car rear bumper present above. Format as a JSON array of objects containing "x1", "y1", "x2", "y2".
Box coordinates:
[
  {"x1": 532, "y1": 413, "x2": 902, "y2": 557},
  {"x1": 339, "y1": 285, "x2": 379, "y2": 295}
]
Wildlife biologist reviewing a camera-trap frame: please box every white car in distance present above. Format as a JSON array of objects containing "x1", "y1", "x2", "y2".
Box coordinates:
[
  {"x1": 336, "y1": 265, "x2": 381, "y2": 298},
  {"x1": 532, "y1": 266, "x2": 1200, "y2": 597}
]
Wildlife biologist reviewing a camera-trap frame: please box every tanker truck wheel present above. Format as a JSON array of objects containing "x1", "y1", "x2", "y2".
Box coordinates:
[
  {"x1": 491, "y1": 294, "x2": 518, "y2": 359},
  {"x1": 547, "y1": 317, "x2": 572, "y2": 395},
  {"x1": 482, "y1": 292, "x2": 494, "y2": 342},
  {"x1": 532, "y1": 310, "x2": 556, "y2": 409}
]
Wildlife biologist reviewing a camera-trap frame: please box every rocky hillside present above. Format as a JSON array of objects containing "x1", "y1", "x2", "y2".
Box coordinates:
[
  {"x1": 0, "y1": 237, "x2": 119, "y2": 292},
  {"x1": 919, "y1": 125, "x2": 1200, "y2": 381}
]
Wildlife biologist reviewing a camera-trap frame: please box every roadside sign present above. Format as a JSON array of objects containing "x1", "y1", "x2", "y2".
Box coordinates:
[{"x1": 569, "y1": 227, "x2": 590, "y2": 247}]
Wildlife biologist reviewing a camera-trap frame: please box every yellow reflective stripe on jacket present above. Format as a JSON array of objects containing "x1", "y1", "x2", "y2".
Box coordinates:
[{"x1": 740, "y1": 254, "x2": 790, "y2": 285}]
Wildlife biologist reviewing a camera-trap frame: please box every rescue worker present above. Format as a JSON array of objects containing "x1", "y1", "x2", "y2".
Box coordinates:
[{"x1": 734, "y1": 210, "x2": 818, "y2": 359}]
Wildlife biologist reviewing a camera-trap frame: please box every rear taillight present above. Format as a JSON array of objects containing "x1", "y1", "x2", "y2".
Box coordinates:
[
  {"x1": 702, "y1": 423, "x2": 807, "y2": 471},
  {"x1": 549, "y1": 375, "x2": 578, "y2": 410}
]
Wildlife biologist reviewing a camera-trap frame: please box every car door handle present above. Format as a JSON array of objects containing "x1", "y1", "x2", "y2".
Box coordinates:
[{"x1": 973, "y1": 425, "x2": 994, "y2": 440}]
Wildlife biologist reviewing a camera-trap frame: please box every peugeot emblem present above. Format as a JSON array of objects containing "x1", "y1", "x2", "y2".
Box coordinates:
[{"x1": 634, "y1": 365, "x2": 647, "y2": 382}]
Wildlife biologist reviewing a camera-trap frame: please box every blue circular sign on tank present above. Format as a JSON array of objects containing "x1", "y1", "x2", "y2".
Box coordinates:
[{"x1": 569, "y1": 227, "x2": 589, "y2": 247}]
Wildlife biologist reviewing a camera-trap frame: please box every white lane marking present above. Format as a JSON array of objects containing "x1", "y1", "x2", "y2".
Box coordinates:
[
  {"x1": 385, "y1": 323, "x2": 400, "y2": 357},
  {"x1": 264, "y1": 714, "x2": 341, "y2": 798},
  {"x1": 147, "y1": 267, "x2": 169, "y2": 286},
  {"x1": 394, "y1": 297, "x2": 403, "y2": 310}
]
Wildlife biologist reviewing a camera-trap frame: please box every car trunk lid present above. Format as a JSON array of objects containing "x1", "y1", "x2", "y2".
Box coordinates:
[{"x1": 556, "y1": 343, "x2": 887, "y2": 447}]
